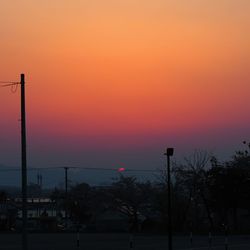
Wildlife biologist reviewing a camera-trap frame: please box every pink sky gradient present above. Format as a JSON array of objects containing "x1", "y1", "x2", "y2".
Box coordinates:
[{"x1": 0, "y1": 1, "x2": 250, "y2": 173}]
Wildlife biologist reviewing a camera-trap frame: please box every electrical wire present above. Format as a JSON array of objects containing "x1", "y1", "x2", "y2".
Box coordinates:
[
  {"x1": 0, "y1": 81, "x2": 20, "y2": 93},
  {"x1": 0, "y1": 166, "x2": 159, "y2": 172},
  {"x1": 0, "y1": 81, "x2": 20, "y2": 85}
]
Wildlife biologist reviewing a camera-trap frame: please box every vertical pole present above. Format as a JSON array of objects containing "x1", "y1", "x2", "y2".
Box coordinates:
[
  {"x1": 76, "y1": 224, "x2": 80, "y2": 248},
  {"x1": 37, "y1": 173, "x2": 39, "y2": 217},
  {"x1": 40, "y1": 174, "x2": 42, "y2": 189},
  {"x1": 129, "y1": 234, "x2": 134, "y2": 249},
  {"x1": 38, "y1": 173, "x2": 42, "y2": 217},
  {"x1": 167, "y1": 154, "x2": 172, "y2": 250},
  {"x1": 37, "y1": 173, "x2": 40, "y2": 186},
  {"x1": 209, "y1": 231, "x2": 212, "y2": 249},
  {"x1": 190, "y1": 230, "x2": 193, "y2": 249},
  {"x1": 64, "y1": 167, "x2": 68, "y2": 229},
  {"x1": 21, "y1": 73, "x2": 28, "y2": 250},
  {"x1": 225, "y1": 225, "x2": 228, "y2": 250}
]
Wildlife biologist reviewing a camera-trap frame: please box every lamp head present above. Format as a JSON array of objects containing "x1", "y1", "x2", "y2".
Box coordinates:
[{"x1": 164, "y1": 148, "x2": 174, "y2": 156}]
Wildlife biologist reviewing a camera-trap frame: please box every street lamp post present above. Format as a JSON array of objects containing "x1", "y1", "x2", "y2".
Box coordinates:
[{"x1": 164, "y1": 148, "x2": 174, "y2": 250}]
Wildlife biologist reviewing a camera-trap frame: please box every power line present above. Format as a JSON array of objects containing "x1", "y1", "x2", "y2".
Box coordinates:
[
  {"x1": 0, "y1": 81, "x2": 20, "y2": 87},
  {"x1": 0, "y1": 166, "x2": 159, "y2": 172},
  {"x1": 0, "y1": 81, "x2": 20, "y2": 83},
  {"x1": 1, "y1": 81, "x2": 20, "y2": 93}
]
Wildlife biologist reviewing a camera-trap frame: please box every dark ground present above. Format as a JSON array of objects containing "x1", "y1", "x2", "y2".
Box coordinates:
[{"x1": 1, "y1": 233, "x2": 250, "y2": 250}]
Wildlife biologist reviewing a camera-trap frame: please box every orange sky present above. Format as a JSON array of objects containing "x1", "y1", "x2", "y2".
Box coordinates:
[{"x1": 0, "y1": 0, "x2": 250, "y2": 173}]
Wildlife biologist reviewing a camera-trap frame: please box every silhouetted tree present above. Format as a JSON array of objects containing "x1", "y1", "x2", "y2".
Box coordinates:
[
  {"x1": 110, "y1": 175, "x2": 153, "y2": 232},
  {"x1": 173, "y1": 150, "x2": 214, "y2": 231},
  {"x1": 67, "y1": 183, "x2": 93, "y2": 224},
  {"x1": 207, "y1": 142, "x2": 250, "y2": 231}
]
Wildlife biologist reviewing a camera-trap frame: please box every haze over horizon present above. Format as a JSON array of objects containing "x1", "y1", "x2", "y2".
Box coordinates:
[{"x1": 1, "y1": 1, "x2": 250, "y2": 186}]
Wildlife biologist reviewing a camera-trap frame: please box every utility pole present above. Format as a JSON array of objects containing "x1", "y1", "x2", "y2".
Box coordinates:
[
  {"x1": 1, "y1": 74, "x2": 28, "y2": 250},
  {"x1": 21, "y1": 73, "x2": 28, "y2": 250},
  {"x1": 164, "y1": 148, "x2": 174, "y2": 250},
  {"x1": 64, "y1": 167, "x2": 69, "y2": 229}
]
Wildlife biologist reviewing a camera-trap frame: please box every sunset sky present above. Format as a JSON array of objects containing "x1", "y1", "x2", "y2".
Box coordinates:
[{"x1": 0, "y1": 1, "x2": 250, "y2": 185}]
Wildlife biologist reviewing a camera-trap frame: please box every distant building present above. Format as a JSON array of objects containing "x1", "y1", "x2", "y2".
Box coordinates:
[{"x1": 14, "y1": 197, "x2": 66, "y2": 231}]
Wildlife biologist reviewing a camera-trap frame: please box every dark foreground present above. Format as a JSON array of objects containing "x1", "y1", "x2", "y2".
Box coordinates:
[{"x1": 1, "y1": 233, "x2": 250, "y2": 250}]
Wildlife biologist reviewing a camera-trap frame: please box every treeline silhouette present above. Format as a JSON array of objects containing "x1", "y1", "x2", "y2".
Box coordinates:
[
  {"x1": 49, "y1": 143, "x2": 250, "y2": 233},
  {"x1": 1, "y1": 143, "x2": 250, "y2": 233}
]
